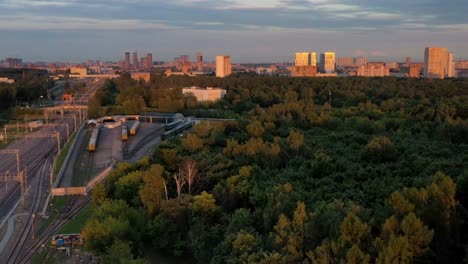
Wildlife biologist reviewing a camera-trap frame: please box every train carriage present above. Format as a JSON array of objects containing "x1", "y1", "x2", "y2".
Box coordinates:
[
  {"x1": 130, "y1": 121, "x2": 140, "y2": 136},
  {"x1": 88, "y1": 125, "x2": 100, "y2": 152},
  {"x1": 122, "y1": 125, "x2": 129, "y2": 141}
]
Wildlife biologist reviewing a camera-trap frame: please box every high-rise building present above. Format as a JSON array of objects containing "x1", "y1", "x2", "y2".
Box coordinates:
[
  {"x1": 141, "y1": 57, "x2": 147, "y2": 70},
  {"x1": 424, "y1": 47, "x2": 448, "y2": 79},
  {"x1": 196, "y1": 52, "x2": 203, "y2": 72},
  {"x1": 216, "y1": 55, "x2": 232, "y2": 77},
  {"x1": 132, "y1": 52, "x2": 138, "y2": 69},
  {"x1": 405, "y1": 57, "x2": 411, "y2": 66},
  {"x1": 409, "y1": 64, "x2": 422, "y2": 78},
  {"x1": 295, "y1": 52, "x2": 310, "y2": 66},
  {"x1": 310, "y1": 52, "x2": 317, "y2": 67},
  {"x1": 447, "y1": 52, "x2": 455, "y2": 78},
  {"x1": 354, "y1": 57, "x2": 368, "y2": 67},
  {"x1": 320, "y1": 52, "x2": 335, "y2": 73},
  {"x1": 147, "y1": 53, "x2": 153, "y2": 69},
  {"x1": 124, "y1": 52, "x2": 130, "y2": 70}
]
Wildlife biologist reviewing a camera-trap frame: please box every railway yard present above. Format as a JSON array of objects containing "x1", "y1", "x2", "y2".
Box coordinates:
[{"x1": 0, "y1": 77, "x2": 197, "y2": 263}]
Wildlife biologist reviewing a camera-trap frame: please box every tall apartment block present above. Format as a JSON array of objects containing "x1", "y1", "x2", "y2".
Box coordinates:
[
  {"x1": 216, "y1": 55, "x2": 232, "y2": 77},
  {"x1": 295, "y1": 52, "x2": 309, "y2": 66},
  {"x1": 132, "y1": 52, "x2": 138, "y2": 69},
  {"x1": 320, "y1": 52, "x2": 335, "y2": 73},
  {"x1": 124, "y1": 52, "x2": 130, "y2": 70},
  {"x1": 147, "y1": 53, "x2": 153, "y2": 69},
  {"x1": 447, "y1": 52, "x2": 455, "y2": 78},
  {"x1": 424, "y1": 47, "x2": 448, "y2": 79},
  {"x1": 196, "y1": 52, "x2": 203, "y2": 72}
]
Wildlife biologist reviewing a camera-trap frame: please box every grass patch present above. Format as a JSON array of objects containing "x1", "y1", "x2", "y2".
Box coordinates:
[
  {"x1": 37, "y1": 196, "x2": 70, "y2": 235},
  {"x1": 53, "y1": 131, "x2": 77, "y2": 179},
  {"x1": 32, "y1": 250, "x2": 48, "y2": 264},
  {"x1": 59, "y1": 205, "x2": 93, "y2": 234}
]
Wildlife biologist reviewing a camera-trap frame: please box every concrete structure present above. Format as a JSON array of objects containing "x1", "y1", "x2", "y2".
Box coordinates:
[
  {"x1": 447, "y1": 52, "x2": 455, "y2": 78},
  {"x1": 131, "y1": 72, "x2": 151, "y2": 82},
  {"x1": 216, "y1": 55, "x2": 232, "y2": 77},
  {"x1": 424, "y1": 47, "x2": 448, "y2": 79},
  {"x1": 196, "y1": 52, "x2": 203, "y2": 71},
  {"x1": 132, "y1": 52, "x2": 138, "y2": 69},
  {"x1": 4, "y1": 58, "x2": 22, "y2": 68},
  {"x1": 409, "y1": 64, "x2": 422, "y2": 78},
  {"x1": 182, "y1": 86, "x2": 226, "y2": 102},
  {"x1": 289, "y1": 65, "x2": 317, "y2": 77},
  {"x1": 124, "y1": 52, "x2": 130, "y2": 70},
  {"x1": 336, "y1": 57, "x2": 354, "y2": 67},
  {"x1": 357, "y1": 63, "x2": 390, "y2": 77},
  {"x1": 354, "y1": 57, "x2": 368, "y2": 67},
  {"x1": 320, "y1": 52, "x2": 335, "y2": 73}
]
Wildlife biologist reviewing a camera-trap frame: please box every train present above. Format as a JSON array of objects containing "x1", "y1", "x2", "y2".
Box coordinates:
[
  {"x1": 161, "y1": 121, "x2": 193, "y2": 140},
  {"x1": 130, "y1": 121, "x2": 140, "y2": 136},
  {"x1": 122, "y1": 124, "x2": 128, "y2": 141},
  {"x1": 88, "y1": 124, "x2": 100, "y2": 152},
  {"x1": 165, "y1": 120, "x2": 182, "y2": 131}
]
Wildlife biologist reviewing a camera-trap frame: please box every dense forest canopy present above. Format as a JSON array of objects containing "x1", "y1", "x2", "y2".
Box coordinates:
[{"x1": 85, "y1": 75, "x2": 467, "y2": 263}]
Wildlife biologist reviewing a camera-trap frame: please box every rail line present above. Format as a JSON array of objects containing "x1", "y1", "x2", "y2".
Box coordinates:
[
  {"x1": 6, "y1": 156, "x2": 50, "y2": 264},
  {"x1": 16, "y1": 196, "x2": 91, "y2": 264}
]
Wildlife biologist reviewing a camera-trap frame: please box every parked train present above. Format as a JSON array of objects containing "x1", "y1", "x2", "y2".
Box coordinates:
[
  {"x1": 88, "y1": 124, "x2": 100, "y2": 152},
  {"x1": 165, "y1": 120, "x2": 182, "y2": 131},
  {"x1": 130, "y1": 121, "x2": 140, "y2": 136},
  {"x1": 122, "y1": 124, "x2": 129, "y2": 141},
  {"x1": 161, "y1": 121, "x2": 193, "y2": 140}
]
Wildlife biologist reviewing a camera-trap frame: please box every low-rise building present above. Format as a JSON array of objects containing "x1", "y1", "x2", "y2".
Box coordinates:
[
  {"x1": 182, "y1": 86, "x2": 226, "y2": 102},
  {"x1": 131, "y1": 72, "x2": 151, "y2": 82},
  {"x1": 0, "y1": 77, "x2": 15, "y2": 84}
]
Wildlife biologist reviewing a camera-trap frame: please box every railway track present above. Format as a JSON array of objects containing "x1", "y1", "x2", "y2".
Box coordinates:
[
  {"x1": 16, "y1": 196, "x2": 91, "y2": 264},
  {"x1": 5, "y1": 157, "x2": 50, "y2": 264},
  {"x1": 123, "y1": 126, "x2": 165, "y2": 160}
]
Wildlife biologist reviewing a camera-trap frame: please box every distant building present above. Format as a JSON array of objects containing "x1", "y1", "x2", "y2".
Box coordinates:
[
  {"x1": 196, "y1": 52, "x2": 203, "y2": 72},
  {"x1": 182, "y1": 86, "x2": 226, "y2": 102},
  {"x1": 289, "y1": 65, "x2": 317, "y2": 77},
  {"x1": 295, "y1": 52, "x2": 317, "y2": 67},
  {"x1": 132, "y1": 52, "x2": 138, "y2": 69},
  {"x1": 386, "y1": 62, "x2": 398, "y2": 69},
  {"x1": 357, "y1": 63, "x2": 389, "y2": 77},
  {"x1": 455, "y1": 60, "x2": 468, "y2": 69},
  {"x1": 447, "y1": 52, "x2": 455, "y2": 78},
  {"x1": 216, "y1": 55, "x2": 232, "y2": 77},
  {"x1": 409, "y1": 64, "x2": 422, "y2": 78},
  {"x1": 141, "y1": 57, "x2": 148, "y2": 70},
  {"x1": 320, "y1": 52, "x2": 335, "y2": 73},
  {"x1": 424, "y1": 47, "x2": 448, "y2": 79},
  {"x1": 131, "y1": 72, "x2": 151, "y2": 82},
  {"x1": 256, "y1": 66, "x2": 277, "y2": 76},
  {"x1": 405, "y1": 57, "x2": 411, "y2": 66},
  {"x1": 147, "y1": 53, "x2": 153, "y2": 69},
  {"x1": 5, "y1": 58, "x2": 22, "y2": 68},
  {"x1": 69, "y1": 67, "x2": 88, "y2": 76},
  {"x1": 354, "y1": 57, "x2": 368, "y2": 67},
  {"x1": 124, "y1": 52, "x2": 130, "y2": 70},
  {"x1": 336, "y1": 57, "x2": 354, "y2": 67}
]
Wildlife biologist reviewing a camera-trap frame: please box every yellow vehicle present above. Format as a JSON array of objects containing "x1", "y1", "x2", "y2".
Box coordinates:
[
  {"x1": 130, "y1": 121, "x2": 140, "y2": 136},
  {"x1": 122, "y1": 125, "x2": 128, "y2": 141}
]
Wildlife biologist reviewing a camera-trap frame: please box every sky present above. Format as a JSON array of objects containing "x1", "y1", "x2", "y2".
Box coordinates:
[{"x1": 0, "y1": 0, "x2": 468, "y2": 63}]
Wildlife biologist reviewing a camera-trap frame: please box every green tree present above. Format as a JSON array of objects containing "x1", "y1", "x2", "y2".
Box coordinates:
[{"x1": 181, "y1": 133, "x2": 203, "y2": 152}]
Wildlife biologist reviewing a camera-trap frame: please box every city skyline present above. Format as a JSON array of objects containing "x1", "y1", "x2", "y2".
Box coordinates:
[{"x1": 0, "y1": 0, "x2": 467, "y2": 62}]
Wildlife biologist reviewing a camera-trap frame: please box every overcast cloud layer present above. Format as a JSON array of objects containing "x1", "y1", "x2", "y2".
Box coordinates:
[{"x1": 1, "y1": 0, "x2": 467, "y2": 62}]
